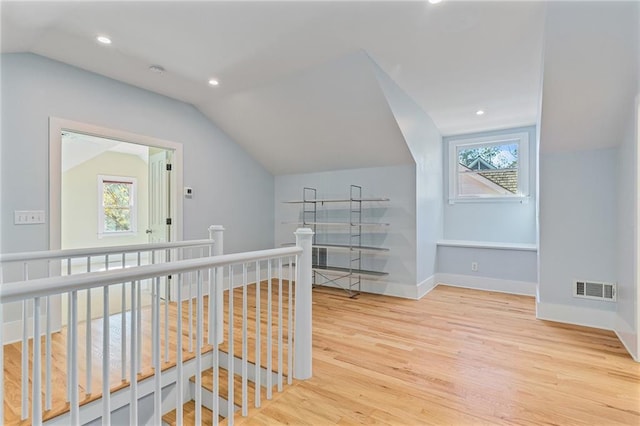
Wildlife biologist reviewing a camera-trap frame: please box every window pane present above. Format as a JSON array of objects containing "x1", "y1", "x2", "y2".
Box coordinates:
[
  {"x1": 104, "y1": 208, "x2": 131, "y2": 232},
  {"x1": 456, "y1": 142, "x2": 519, "y2": 196},
  {"x1": 457, "y1": 143, "x2": 518, "y2": 171},
  {"x1": 103, "y1": 182, "x2": 131, "y2": 207}
]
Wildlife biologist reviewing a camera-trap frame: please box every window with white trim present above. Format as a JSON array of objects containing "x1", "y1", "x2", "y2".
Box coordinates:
[
  {"x1": 448, "y1": 132, "x2": 529, "y2": 202},
  {"x1": 98, "y1": 175, "x2": 137, "y2": 235}
]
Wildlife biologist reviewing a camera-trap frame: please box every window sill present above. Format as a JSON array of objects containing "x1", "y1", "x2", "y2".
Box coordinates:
[
  {"x1": 98, "y1": 232, "x2": 138, "y2": 239},
  {"x1": 448, "y1": 196, "x2": 530, "y2": 205},
  {"x1": 437, "y1": 240, "x2": 538, "y2": 251}
]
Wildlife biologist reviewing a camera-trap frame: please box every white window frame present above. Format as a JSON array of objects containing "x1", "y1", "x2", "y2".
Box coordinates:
[
  {"x1": 448, "y1": 132, "x2": 529, "y2": 203},
  {"x1": 98, "y1": 175, "x2": 138, "y2": 237}
]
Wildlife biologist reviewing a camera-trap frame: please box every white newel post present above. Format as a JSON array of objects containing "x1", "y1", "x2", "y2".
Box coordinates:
[
  {"x1": 294, "y1": 227, "x2": 314, "y2": 380},
  {"x1": 209, "y1": 225, "x2": 225, "y2": 344}
]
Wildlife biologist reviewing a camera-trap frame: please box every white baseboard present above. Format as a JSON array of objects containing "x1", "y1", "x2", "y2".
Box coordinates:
[
  {"x1": 536, "y1": 302, "x2": 615, "y2": 331},
  {"x1": 615, "y1": 314, "x2": 639, "y2": 362},
  {"x1": 436, "y1": 273, "x2": 536, "y2": 296},
  {"x1": 416, "y1": 275, "x2": 437, "y2": 299},
  {"x1": 314, "y1": 279, "x2": 421, "y2": 299},
  {"x1": 3, "y1": 315, "x2": 61, "y2": 345}
]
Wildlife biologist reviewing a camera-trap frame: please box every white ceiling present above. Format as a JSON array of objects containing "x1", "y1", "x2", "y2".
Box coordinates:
[{"x1": 2, "y1": 1, "x2": 636, "y2": 173}]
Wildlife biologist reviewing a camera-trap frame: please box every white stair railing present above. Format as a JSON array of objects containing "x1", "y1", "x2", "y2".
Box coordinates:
[
  {"x1": 0, "y1": 227, "x2": 314, "y2": 425},
  {"x1": 0, "y1": 233, "x2": 216, "y2": 423}
]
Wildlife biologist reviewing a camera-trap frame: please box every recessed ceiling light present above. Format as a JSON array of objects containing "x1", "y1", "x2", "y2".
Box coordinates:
[
  {"x1": 208, "y1": 79, "x2": 219, "y2": 86},
  {"x1": 149, "y1": 65, "x2": 165, "y2": 74},
  {"x1": 476, "y1": 110, "x2": 485, "y2": 116},
  {"x1": 429, "y1": 0, "x2": 443, "y2": 4},
  {"x1": 96, "y1": 35, "x2": 112, "y2": 45}
]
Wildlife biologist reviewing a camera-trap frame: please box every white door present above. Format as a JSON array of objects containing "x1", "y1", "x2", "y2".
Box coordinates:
[
  {"x1": 148, "y1": 148, "x2": 173, "y2": 299},
  {"x1": 148, "y1": 148, "x2": 171, "y2": 244}
]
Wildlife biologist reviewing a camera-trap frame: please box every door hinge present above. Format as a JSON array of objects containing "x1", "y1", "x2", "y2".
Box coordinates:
[
  {"x1": 166, "y1": 218, "x2": 172, "y2": 225},
  {"x1": 166, "y1": 163, "x2": 172, "y2": 171}
]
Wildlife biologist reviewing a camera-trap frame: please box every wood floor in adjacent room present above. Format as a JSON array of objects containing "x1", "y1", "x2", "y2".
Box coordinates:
[{"x1": 237, "y1": 285, "x2": 640, "y2": 425}]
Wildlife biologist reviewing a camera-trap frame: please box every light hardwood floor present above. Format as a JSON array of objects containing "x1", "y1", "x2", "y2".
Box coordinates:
[
  {"x1": 231, "y1": 285, "x2": 640, "y2": 425},
  {"x1": 3, "y1": 284, "x2": 639, "y2": 425}
]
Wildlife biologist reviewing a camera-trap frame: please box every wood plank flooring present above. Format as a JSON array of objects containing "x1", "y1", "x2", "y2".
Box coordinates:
[
  {"x1": 230, "y1": 285, "x2": 640, "y2": 425},
  {"x1": 3, "y1": 281, "x2": 290, "y2": 425},
  {"x1": 4, "y1": 283, "x2": 639, "y2": 425}
]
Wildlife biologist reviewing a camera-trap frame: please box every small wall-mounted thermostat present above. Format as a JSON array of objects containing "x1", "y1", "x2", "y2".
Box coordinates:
[{"x1": 184, "y1": 187, "x2": 193, "y2": 198}]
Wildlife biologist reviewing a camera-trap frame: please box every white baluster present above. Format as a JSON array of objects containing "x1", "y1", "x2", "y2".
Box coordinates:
[
  {"x1": 130, "y1": 282, "x2": 138, "y2": 425},
  {"x1": 21, "y1": 263, "x2": 28, "y2": 420},
  {"x1": 32, "y1": 297, "x2": 42, "y2": 426},
  {"x1": 255, "y1": 260, "x2": 261, "y2": 408},
  {"x1": 165, "y1": 249, "x2": 170, "y2": 363},
  {"x1": 212, "y1": 265, "x2": 219, "y2": 426},
  {"x1": 228, "y1": 265, "x2": 234, "y2": 426},
  {"x1": 45, "y1": 262, "x2": 52, "y2": 410},
  {"x1": 266, "y1": 260, "x2": 272, "y2": 400},
  {"x1": 70, "y1": 290, "x2": 79, "y2": 425},
  {"x1": 102, "y1": 286, "x2": 110, "y2": 426},
  {"x1": 86, "y1": 257, "x2": 92, "y2": 395},
  {"x1": 294, "y1": 228, "x2": 314, "y2": 379},
  {"x1": 242, "y1": 263, "x2": 248, "y2": 416},
  {"x1": 136, "y1": 252, "x2": 142, "y2": 374},
  {"x1": 287, "y1": 256, "x2": 293, "y2": 385},
  {"x1": 176, "y1": 274, "x2": 184, "y2": 426},
  {"x1": 66, "y1": 258, "x2": 72, "y2": 403},
  {"x1": 207, "y1": 233, "x2": 214, "y2": 346},
  {"x1": 121, "y1": 279, "x2": 127, "y2": 381},
  {"x1": 154, "y1": 277, "x2": 161, "y2": 425},
  {"x1": 152, "y1": 252, "x2": 157, "y2": 369},
  {"x1": 189, "y1": 268, "x2": 193, "y2": 353},
  {"x1": 196, "y1": 269, "x2": 203, "y2": 425},
  {"x1": 209, "y1": 225, "x2": 225, "y2": 345},
  {"x1": 277, "y1": 258, "x2": 283, "y2": 392}
]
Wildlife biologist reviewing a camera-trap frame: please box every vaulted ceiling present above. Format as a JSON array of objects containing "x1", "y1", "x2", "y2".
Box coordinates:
[{"x1": 1, "y1": 1, "x2": 637, "y2": 174}]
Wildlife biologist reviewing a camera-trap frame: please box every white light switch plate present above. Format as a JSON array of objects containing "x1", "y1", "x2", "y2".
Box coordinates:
[{"x1": 14, "y1": 210, "x2": 46, "y2": 224}]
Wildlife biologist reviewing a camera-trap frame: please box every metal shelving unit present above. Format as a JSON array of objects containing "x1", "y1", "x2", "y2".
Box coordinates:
[{"x1": 283, "y1": 185, "x2": 389, "y2": 297}]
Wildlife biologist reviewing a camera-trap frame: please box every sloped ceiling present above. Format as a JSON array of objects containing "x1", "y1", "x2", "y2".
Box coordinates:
[
  {"x1": 540, "y1": 1, "x2": 639, "y2": 153},
  {"x1": 1, "y1": 1, "x2": 546, "y2": 175},
  {"x1": 202, "y1": 51, "x2": 413, "y2": 174}
]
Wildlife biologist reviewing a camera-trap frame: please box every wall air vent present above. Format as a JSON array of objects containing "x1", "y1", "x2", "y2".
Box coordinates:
[{"x1": 574, "y1": 280, "x2": 616, "y2": 302}]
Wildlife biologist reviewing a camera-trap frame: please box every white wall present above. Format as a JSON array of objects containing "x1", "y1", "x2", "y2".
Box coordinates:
[
  {"x1": 614, "y1": 99, "x2": 638, "y2": 360},
  {"x1": 371, "y1": 61, "x2": 443, "y2": 290},
  {"x1": 1, "y1": 53, "x2": 274, "y2": 325},
  {"x1": 275, "y1": 165, "x2": 418, "y2": 298},
  {"x1": 538, "y1": 148, "x2": 618, "y2": 330},
  {"x1": 62, "y1": 151, "x2": 149, "y2": 249}
]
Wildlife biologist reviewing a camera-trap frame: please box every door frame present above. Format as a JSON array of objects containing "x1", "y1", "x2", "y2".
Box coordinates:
[{"x1": 49, "y1": 117, "x2": 183, "y2": 252}]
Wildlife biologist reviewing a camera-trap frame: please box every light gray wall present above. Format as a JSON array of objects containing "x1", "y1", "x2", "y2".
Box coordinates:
[
  {"x1": 1, "y1": 53, "x2": 274, "y2": 325},
  {"x1": 442, "y1": 126, "x2": 537, "y2": 244},
  {"x1": 371, "y1": 61, "x2": 443, "y2": 284},
  {"x1": 274, "y1": 165, "x2": 417, "y2": 294},
  {"x1": 1, "y1": 53, "x2": 274, "y2": 256},
  {"x1": 615, "y1": 103, "x2": 638, "y2": 358},
  {"x1": 437, "y1": 247, "x2": 537, "y2": 284},
  {"x1": 538, "y1": 147, "x2": 618, "y2": 327}
]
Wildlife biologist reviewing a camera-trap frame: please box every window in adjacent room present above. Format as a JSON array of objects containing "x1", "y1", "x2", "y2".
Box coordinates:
[
  {"x1": 448, "y1": 132, "x2": 529, "y2": 202},
  {"x1": 98, "y1": 175, "x2": 137, "y2": 235}
]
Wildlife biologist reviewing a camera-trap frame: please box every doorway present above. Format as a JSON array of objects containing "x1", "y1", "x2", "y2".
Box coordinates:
[{"x1": 49, "y1": 118, "x2": 183, "y2": 327}]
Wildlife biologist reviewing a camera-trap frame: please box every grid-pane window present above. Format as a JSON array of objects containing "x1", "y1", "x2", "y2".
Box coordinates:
[
  {"x1": 98, "y1": 176, "x2": 137, "y2": 235},
  {"x1": 448, "y1": 133, "x2": 529, "y2": 201}
]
